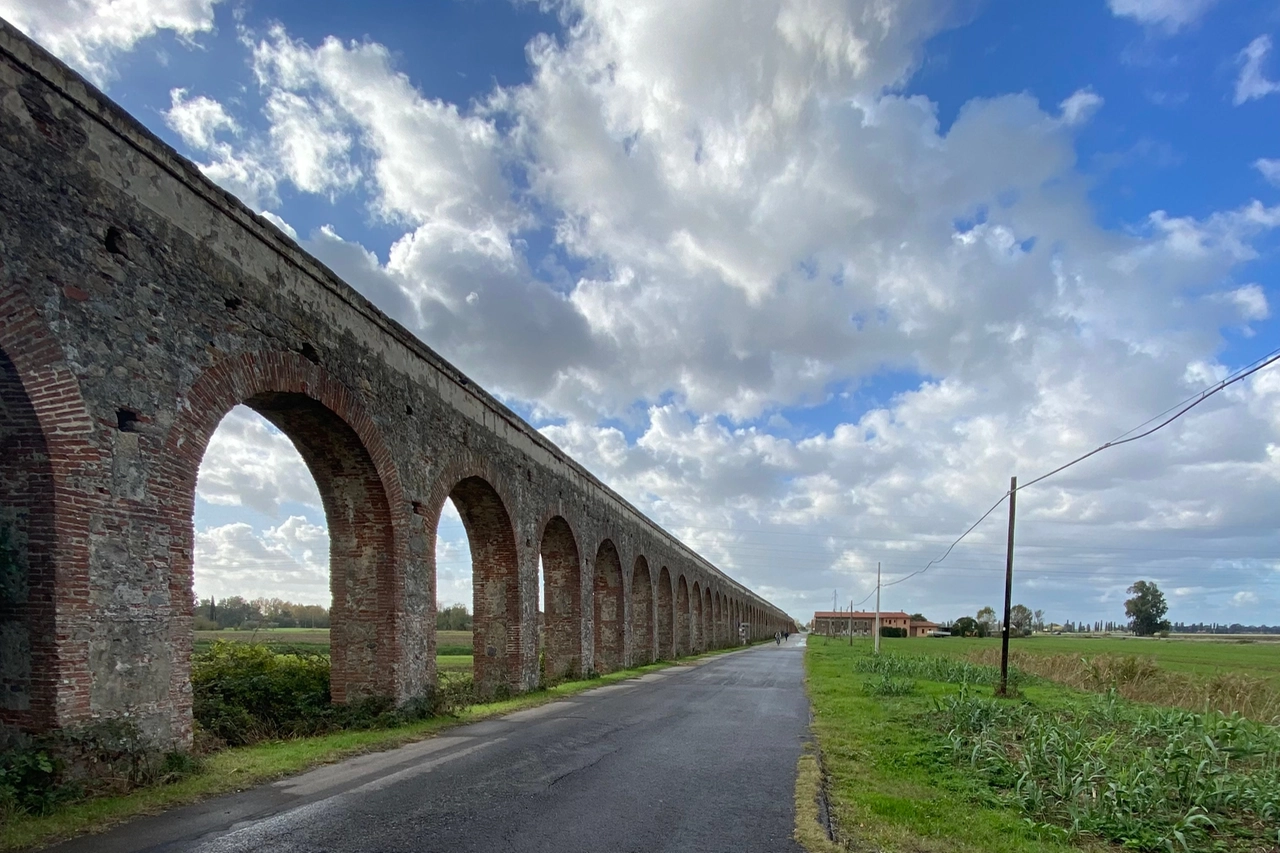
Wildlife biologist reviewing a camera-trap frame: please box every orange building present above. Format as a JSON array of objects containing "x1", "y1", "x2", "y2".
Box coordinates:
[{"x1": 811, "y1": 611, "x2": 942, "y2": 637}]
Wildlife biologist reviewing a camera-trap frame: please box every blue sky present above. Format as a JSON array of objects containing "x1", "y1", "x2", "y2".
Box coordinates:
[{"x1": 7, "y1": 0, "x2": 1280, "y2": 626}]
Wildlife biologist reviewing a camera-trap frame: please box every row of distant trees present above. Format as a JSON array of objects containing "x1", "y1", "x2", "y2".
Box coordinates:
[
  {"x1": 938, "y1": 581, "x2": 1277, "y2": 638},
  {"x1": 194, "y1": 596, "x2": 473, "y2": 631}
]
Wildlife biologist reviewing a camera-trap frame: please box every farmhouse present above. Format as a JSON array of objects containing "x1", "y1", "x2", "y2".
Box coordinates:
[{"x1": 811, "y1": 610, "x2": 943, "y2": 636}]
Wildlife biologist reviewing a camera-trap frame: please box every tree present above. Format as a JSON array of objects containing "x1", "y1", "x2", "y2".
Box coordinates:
[
  {"x1": 1033, "y1": 609, "x2": 1045, "y2": 632},
  {"x1": 437, "y1": 603, "x2": 472, "y2": 631},
  {"x1": 1125, "y1": 581, "x2": 1170, "y2": 636},
  {"x1": 1009, "y1": 604, "x2": 1034, "y2": 635},
  {"x1": 909, "y1": 612, "x2": 926, "y2": 622},
  {"x1": 951, "y1": 616, "x2": 980, "y2": 637},
  {"x1": 976, "y1": 606, "x2": 997, "y2": 637}
]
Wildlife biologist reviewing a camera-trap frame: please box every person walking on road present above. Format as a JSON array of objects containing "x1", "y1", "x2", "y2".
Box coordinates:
[{"x1": 774, "y1": 631, "x2": 781, "y2": 645}]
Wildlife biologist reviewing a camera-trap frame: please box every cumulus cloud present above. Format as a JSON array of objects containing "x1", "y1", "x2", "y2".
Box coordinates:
[
  {"x1": 1234, "y1": 35, "x2": 1280, "y2": 105},
  {"x1": 195, "y1": 406, "x2": 322, "y2": 516},
  {"x1": 0, "y1": 0, "x2": 223, "y2": 85},
  {"x1": 1059, "y1": 88, "x2": 1104, "y2": 126},
  {"x1": 194, "y1": 516, "x2": 329, "y2": 604},
  {"x1": 152, "y1": 1, "x2": 1280, "y2": 622},
  {"x1": 1255, "y1": 158, "x2": 1280, "y2": 186},
  {"x1": 1107, "y1": 0, "x2": 1218, "y2": 30}
]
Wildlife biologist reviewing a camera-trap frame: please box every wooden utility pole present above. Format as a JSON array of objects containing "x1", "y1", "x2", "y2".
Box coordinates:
[
  {"x1": 999, "y1": 476, "x2": 1017, "y2": 695},
  {"x1": 848, "y1": 600, "x2": 853, "y2": 646},
  {"x1": 874, "y1": 562, "x2": 882, "y2": 655}
]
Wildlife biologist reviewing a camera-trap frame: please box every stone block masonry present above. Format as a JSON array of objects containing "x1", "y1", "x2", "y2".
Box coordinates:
[{"x1": 0, "y1": 20, "x2": 796, "y2": 749}]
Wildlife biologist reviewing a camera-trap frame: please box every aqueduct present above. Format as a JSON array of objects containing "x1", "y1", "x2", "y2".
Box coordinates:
[{"x1": 0, "y1": 21, "x2": 795, "y2": 749}]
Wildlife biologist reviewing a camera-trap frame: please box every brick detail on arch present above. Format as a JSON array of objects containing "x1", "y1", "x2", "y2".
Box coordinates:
[
  {"x1": 675, "y1": 575, "x2": 691, "y2": 657},
  {"x1": 150, "y1": 351, "x2": 410, "y2": 744},
  {"x1": 423, "y1": 457, "x2": 523, "y2": 700},
  {"x1": 629, "y1": 556, "x2": 654, "y2": 666},
  {"x1": 539, "y1": 516, "x2": 581, "y2": 683},
  {"x1": 656, "y1": 567, "x2": 674, "y2": 661},
  {"x1": 0, "y1": 286, "x2": 97, "y2": 735},
  {"x1": 690, "y1": 581, "x2": 705, "y2": 653},
  {"x1": 592, "y1": 539, "x2": 625, "y2": 674}
]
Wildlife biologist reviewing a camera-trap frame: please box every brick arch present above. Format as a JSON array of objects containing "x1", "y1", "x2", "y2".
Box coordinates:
[
  {"x1": 691, "y1": 580, "x2": 704, "y2": 653},
  {"x1": 0, "y1": 288, "x2": 98, "y2": 735},
  {"x1": 630, "y1": 555, "x2": 654, "y2": 665},
  {"x1": 152, "y1": 350, "x2": 409, "y2": 740},
  {"x1": 656, "y1": 566, "x2": 674, "y2": 660},
  {"x1": 711, "y1": 591, "x2": 722, "y2": 649},
  {"x1": 592, "y1": 539, "x2": 625, "y2": 674},
  {"x1": 675, "y1": 575, "x2": 691, "y2": 657},
  {"x1": 702, "y1": 586, "x2": 713, "y2": 650},
  {"x1": 539, "y1": 515, "x2": 581, "y2": 682}
]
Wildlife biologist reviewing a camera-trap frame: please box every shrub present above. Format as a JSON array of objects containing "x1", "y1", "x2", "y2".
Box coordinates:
[
  {"x1": 192, "y1": 641, "x2": 476, "y2": 747},
  {"x1": 192, "y1": 641, "x2": 331, "y2": 746},
  {"x1": 879, "y1": 626, "x2": 907, "y2": 638},
  {"x1": 0, "y1": 741, "x2": 63, "y2": 818}
]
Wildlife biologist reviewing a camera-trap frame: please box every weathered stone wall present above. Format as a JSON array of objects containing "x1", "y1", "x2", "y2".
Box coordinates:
[{"x1": 0, "y1": 20, "x2": 797, "y2": 749}]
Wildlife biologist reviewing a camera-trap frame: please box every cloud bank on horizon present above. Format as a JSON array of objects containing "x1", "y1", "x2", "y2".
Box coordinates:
[{"x1": 8, "y1": 0, "x2": 1279, "y2": 626}]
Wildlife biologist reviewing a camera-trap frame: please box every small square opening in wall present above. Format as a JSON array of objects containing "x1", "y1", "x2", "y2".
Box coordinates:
[{"x1": 117, "y1": 408, "x2": 140, "y2": 432}]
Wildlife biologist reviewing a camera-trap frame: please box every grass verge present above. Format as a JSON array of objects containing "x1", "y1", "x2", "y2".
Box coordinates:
[
  {"x1": 793, "y1": 747, "x2": 842, "y2": 853},
  {"x1": 806, "y1": 636, "x2": 1107, "y2": 853},
  {"x1": 0, "y1": 656, "x2": 698, "y2": 852},
  {"x1": 805, "y1": 637, "x2": 1279, "y2": 852}
]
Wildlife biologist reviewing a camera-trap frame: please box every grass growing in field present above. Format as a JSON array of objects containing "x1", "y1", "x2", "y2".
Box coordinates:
[
  {"x1": 966, "y1": 647, "x2": 1280, "y2": 723},
  {"x1": 804, "y1": 638, "x2": 1280, "y2": 853},
  {"x1": 940, "y1": 688, "x2": 1280, "y2": 851}
]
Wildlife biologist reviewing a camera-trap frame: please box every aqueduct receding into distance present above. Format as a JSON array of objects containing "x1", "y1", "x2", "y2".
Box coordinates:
[{"x1": 0, "y1": 21, "x2": 795, "y2": 749}]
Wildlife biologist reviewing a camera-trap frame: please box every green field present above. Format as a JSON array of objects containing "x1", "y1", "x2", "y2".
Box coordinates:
[
  {"x1": 890, "y1": 634, "x2": 1280, "y2": 684},
  {"x1": 194, "y1": 628, "x2": 474, "y2": 657},
  {"x1": 805, "y1": 637, "x2": 1280, "y2": 853}
]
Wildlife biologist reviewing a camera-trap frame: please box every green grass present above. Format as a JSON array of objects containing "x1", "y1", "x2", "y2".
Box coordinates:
[
  {"x1": 806, "y1": 636, "x2": 1091, "y2": 853},
  {"x1": 1, "y1": 644, "x2": 743, "y2": 851},
  {"x1": 901, "y1": 635, "x2": 1280, "y2": 684},
  {"x1": 436, "y1": 654, "x2": 472, "y2": 673},
  {"x1": 193, "y1": 629, "x2": 476, "y2": 659},
  {"x1": 804, "y1": 637, "x2": 1279, "y2": 853}
]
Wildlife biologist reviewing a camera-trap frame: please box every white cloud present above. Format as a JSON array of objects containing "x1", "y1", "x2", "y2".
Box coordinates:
[
  {"x1": 1231, "y1": 590, "x2": 1258, "y2": 606},
  {"x1": 194, "y1": 517, "x2": 329, "y2": 605},
  {"x1": 1255, "y1": 158, "x2": 1280, "y2": 186},
  {"x1": 1234, "y1": 35, "x2": 1280, "y2": 105},
  {"x1": 154, "y1": 2, "x2": 1280, "y2": 624},
  {"x1": 196, "y1": 406, "x2": 321, "y2": 516},
  {"x1": 1059, "y1": 88, "x2": 1104, "y2": 126},
  {"x1": 0, "y1": 0, "x2": 223, "y2": 85},
  {"x1": 165, "y1": 88, "x2": 238, "y2": 150},
  {"x1": 1107, "y1": 0, "x2": 1218, "y2": 30}
]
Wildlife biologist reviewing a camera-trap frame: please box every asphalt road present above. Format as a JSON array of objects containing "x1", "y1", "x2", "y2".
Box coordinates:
[{"x1": 49, "y1": 639, "x2": 809, "y2": 853}]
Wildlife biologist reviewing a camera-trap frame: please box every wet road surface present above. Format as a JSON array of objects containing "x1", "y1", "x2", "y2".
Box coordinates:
[{"x1": 48, "y1": 639, "x2": 809, "y2": 853}]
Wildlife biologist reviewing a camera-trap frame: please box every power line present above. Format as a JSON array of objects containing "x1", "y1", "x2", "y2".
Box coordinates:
[
  {"x1": 1016, "y1": 347, "x2": 1280, "y2": 493},
  {"x1": 873, "y1": 348, "x2": 1280, "y2": 593}
]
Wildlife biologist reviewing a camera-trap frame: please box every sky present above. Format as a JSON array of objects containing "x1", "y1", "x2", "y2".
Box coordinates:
[{"x1": 6, "y1": 0, "x2": 1280, "y2": 628}]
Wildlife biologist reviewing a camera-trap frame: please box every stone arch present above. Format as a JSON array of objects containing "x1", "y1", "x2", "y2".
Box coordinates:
[
  {"x1": 711, "y1": 591, "x2": 722, "y2": 649},
  {"x1": 592, "y1": 539, "x2": 625, "y2": 674},
  {"x1": 0, "y1": 347, "x2": 57, "y2": 734},
  {"x1": 691, "y1": 581, "x2": 704, "y2": 653},
  {"x1": 539, "y1": 516, "x2": 581, "y2": 683},
  {"x1": 656, "y1": 566, "x2": 674, "y2": 660},
  {"x1": 676, "y1": 575, "x2": 691, "y2": 657},
  {"x1": 154, "y1": 351, "x2": 410, "y2": 738},
  {"x1": 0, "y1": 289, "x2": 97, "y2": 736},
  {"x1": 702, "y1": 586, "x2": 713, "y2": 650},
  {"x1": 436, "y1": 476, "x2": 521, "y2": 698},
  {"x1": 630, "y1": 555, "x2": 654, "y2": 666}
]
